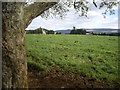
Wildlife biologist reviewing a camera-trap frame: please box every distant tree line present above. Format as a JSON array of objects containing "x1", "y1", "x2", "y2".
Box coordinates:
[
  {"x1": 26, "y1": 27, "x2": 61, "y2": 34},
  {"x1": 91, "y1": 32, "x2": 120, "y2": 36},
  {"x1": 70, "y1": 27, "x2": 86, "y2": 35},
  {"x1": 69, "y1": 27, "x2": 120, "y2": 36}
]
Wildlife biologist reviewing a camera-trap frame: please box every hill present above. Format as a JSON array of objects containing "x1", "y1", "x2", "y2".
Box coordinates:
[{"x1": 55, "y1": 28, "x2": 119, "y2": 34}]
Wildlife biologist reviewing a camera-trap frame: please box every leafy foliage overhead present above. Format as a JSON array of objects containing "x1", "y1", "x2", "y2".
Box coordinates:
[{"x1": 39, "y1": 0, "x2": 119, "y2": 18}]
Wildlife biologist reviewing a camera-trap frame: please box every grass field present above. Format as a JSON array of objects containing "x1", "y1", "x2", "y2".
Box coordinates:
[{"x1": 26, "y1": 34, "x2": 119, "y2": 84}]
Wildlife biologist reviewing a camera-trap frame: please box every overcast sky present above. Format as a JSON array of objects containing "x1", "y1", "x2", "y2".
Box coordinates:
[{"x1": 26, "y1": 2, "x2": 119, "y2": 31}]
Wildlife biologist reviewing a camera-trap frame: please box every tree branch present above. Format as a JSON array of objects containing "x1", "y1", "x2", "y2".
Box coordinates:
[{"x1": 23, "y1": 2, "x2": 57, "y2": 28}]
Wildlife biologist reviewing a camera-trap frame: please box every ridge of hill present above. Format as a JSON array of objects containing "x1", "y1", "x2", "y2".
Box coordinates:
[{"x1": 56, "y1": 28, "x2": 119, "y2": 34}]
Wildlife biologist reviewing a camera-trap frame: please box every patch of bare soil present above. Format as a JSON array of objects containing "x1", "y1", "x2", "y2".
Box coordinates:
[{"x1": 28, "y1": 68, "x2": 118, "y2": 88}]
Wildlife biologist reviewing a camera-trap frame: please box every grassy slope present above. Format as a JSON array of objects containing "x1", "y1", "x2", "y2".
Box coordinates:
[{"x1": 26, "y1": 34, "x2": 119, "y2": 84}]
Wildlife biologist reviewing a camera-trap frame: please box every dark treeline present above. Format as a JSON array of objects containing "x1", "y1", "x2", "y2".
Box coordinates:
[
  {"x1": 26, "y1": 27, "x2": 119, "y2": 36},
  {"x1": 91, "y1": 32, "x2": 120, "y2": 36},
  {"x1": 70, "y1": 27, "x2": 86, "y2": 35},
  {"x1": 70, "y1": 27, "x2": 120, "y2": 36},
  {"x1": 70, "y1": 29, "x2": 86, "y2": 35},
  {"x1": 26, "y1": 27, "x2": 61, "y2": 34}
]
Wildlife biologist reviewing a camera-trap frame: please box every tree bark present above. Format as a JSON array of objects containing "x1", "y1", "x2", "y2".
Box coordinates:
[
  {"x1": 2, "y1": 2, "x2": 57, "y2": 88},
  {"x1": 2, "y1": 2, "x2": 27, "y2": 88}
]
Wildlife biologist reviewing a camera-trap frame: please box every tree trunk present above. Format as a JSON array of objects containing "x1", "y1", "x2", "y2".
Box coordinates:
[
  {"x1": 2, "y1": 2, "x2": 57, "y2": 88},
  {"x1": 2, "y1": 2, "x2": 27, "y2": 88}
]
